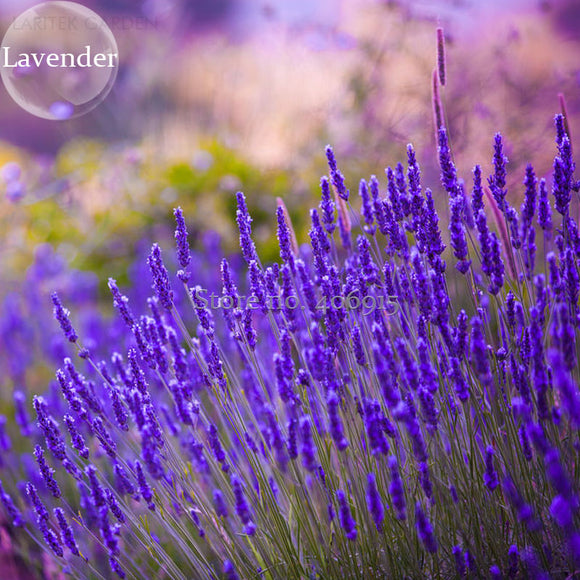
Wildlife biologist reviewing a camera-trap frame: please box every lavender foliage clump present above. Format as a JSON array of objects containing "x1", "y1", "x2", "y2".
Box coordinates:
[{"x1": 0, "y1": 110, "x2": 579, "y2": 580}]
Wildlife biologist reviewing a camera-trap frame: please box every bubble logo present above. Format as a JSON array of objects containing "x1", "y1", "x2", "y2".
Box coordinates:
[{"x1": 0, "y1": 1, "x2": 118, "y2": 120}]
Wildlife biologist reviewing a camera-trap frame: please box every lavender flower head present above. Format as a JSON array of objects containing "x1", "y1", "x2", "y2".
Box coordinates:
[
  {"x1": 366, "y1": 472, "x2": 385, "y2": 532},
  {"x1": 174, "y1": 206, "x2": 191, "y2": 282},
  {"x1": 51, "y1": 292, "x2": 77, "y2": 342},
  {"x1": 325, "y1": 145, "x2": 349, "y2": 201},
  {"x1": 483, "y1": 446, "x2": 499, "y2": 491},
  {"x1": 415, "y1": 502, "x2": 438, "y2": 553},
  {"x1": 337, "y1": 489, "x2": 357, "y2": 540},
  {"x1": 147, "y1": 244, "x2": 174, "y2": 310}
]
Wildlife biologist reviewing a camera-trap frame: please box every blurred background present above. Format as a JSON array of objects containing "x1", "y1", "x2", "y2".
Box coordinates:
[{"x1": 0, "y1": 0, "x2": 579, "y2": 350}]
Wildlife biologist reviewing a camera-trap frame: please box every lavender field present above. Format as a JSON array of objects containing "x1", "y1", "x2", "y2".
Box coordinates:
[{"x1": 1, "y1": 1, "x2": 580, "y2": 579}]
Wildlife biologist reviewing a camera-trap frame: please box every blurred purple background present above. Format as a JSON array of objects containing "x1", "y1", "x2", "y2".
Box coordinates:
[{"x1": 0, "y1": 0, "x2": 579, "y2": 161}]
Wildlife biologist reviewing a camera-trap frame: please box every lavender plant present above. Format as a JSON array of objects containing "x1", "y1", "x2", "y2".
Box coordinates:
[{"x1": 1, "y1": 115, "x2": 580, "y2": 579}]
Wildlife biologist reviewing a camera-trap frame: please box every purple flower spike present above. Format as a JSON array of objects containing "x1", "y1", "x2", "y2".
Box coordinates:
[
  {"x1": 224, "y1": 559, "x2": 240, "y2": 580},
  {"x1": 113, "y1": 463, "x2": 135, "y2": 496},
  {"x1": 508, "y1": 545, "x2": 519, "y2": 578},
  {"x1": 483, "y1": 446, "x2": 499, "y2": 491},
  {"x1": 388, "y1": 455, "x2": 406, "y2": 521},
  {"x1": 0, "y1": 417, "x2": 11, "y2": 453},
  {"x1": 502, "y1": 476, "x2": 541, "y2": 533},
  {"x1": 39, "y1": 518, "x2": 64, "y2": 557},
  {"x1": 471, "y1": 165, "x2": 483, "y2": 214},
  {"x1": 489, "y1": 133, "x2": 508, "y2": 212},
  {"x1": 51, "y1": 292, "x2": 77, "y2": 342},
  {"x1": 319, "y1": 177, "x2": 336, "y2": 233},
  {"x1": 105, "y1": 489, "x2": 126, "y2": 523},
  {"x1": 488, "y1": 232, "x2": 505, "y2": 295},
  {"x1": 359, "y1": 178, "x2": 375, "y2": 231},
  {"x1": 33, "y1": 397, "x2": 66, "y2": 461},
  {"x1": 419, "y1": 462, "x2": 433, "y2": 499},
  {"x1": 54, "y1": 507, "x2": 79, "y2": 555},
  {"x1": 415, "y1": 502, "x2": 438, "y2": 553},
  {"x1": 538, "y1": 178, "x2": 552, "y2": 237},
  {"x1": 548, "y1": 349, "x2": 580, "y2": 426},
  {"x1": 276, "y1": 204, "x2": 296, "y2": 271},
  {"x1": 147, "y1": 244, "x2": 174, "y2": 311},
  {"x1": 521, "y1": 547, "x2": 550, "y2": 580},
  {"x1": 544, "y1": 448, "x2": 575, "y2": 503},
  {"x1": 108, "y1": 279, "x2": 135, "y2": 327},
  {"x1": 407, "y1": 144, "x2": 424, "y2": 229},
  {"x1": 337, "y1": 489, "x2": 357, "y2": 540},
  {"x1": 13, "y1": 391, "x2": 32, "y2": 438},
  {"x1": 299, "y1": 416, "x2": 317, "y2": 472},
  {"x1": 449, "y1": 193, "x2": 471, "y2": 274},
  {"x1": 33, "y1": 445, "x2": 61, "y2": 498},
  {"x1": 173, "y1": 207, "x2": 191, "y2": 280},
  {"x1": 207, "y1": 424, "x2": 228, "y2": 470},
  {"x1": 436, "y1": 27, "x2": 446, "y2": 86},
  {"x1": 521, "y1": 164, "x2": 537, "y2": 241},
  {"x1": 470, "y1": 316, "x2": 493, "y2": 389},
  {"x1": 366, "y1": 472, "x2": 384, "y2": 533},
  {"x1": 109, "y1": 386, "x2": 130, "y2": 432},
  {"x1": 327, "y1": 390, "x2": 349, "y2": 451},
  {"x1": 109, "y1": 556, "x2": 126, "y2": 579},
  {"x1": 86, "y1": 464, "x2": 106, "y2": 508},
  {"x1": 236, "y1": 191, "x2": 259, "y2": 264},
  {"x1": 438, "y1": 127, "x2": 459, "y2": 197},
  {"x1": 99, "y1": 508, "x2": 120, "y2": 556},
  {"x1": 449, "y1": 484, "x2": 458, "y2": 504},
  {"x1": 325, "y1": 145, "x2": 349, "y2": 201},
  {"x1": 135, "y1": 460, "x2": 155, "y2": 510},
  {"x1": 453, "y1": 546, "x2": 466, "y2": 577},
  {"x1": 213, "y1": 489, "x2": 229, "y2": 518},
  {"x1": 231, "y1": 473, "x2": 255, "y2": 536},
  {"x1": 420, "y1": 188, "x2": 446, "y2": 272},
  {"x1": 351, "y1": 325, "x2": 366, "y2": 365},
  {"x1": 26, "y1": 482, "x2": 49, "y2": 521},
  {"x1": 552, "y1": 116, "x2": 575, "y2": 218},
  {"x1": 0, "y1": 479, "x2": 25, "y2": 527},
  {"x1": 364, "y1": 399, "x2": 390, "y2": 456}
]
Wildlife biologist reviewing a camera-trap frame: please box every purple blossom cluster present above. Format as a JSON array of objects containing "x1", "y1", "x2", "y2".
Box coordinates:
[{"x1": 0, "y1": 114, "x2": 579, "y2": 579}]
